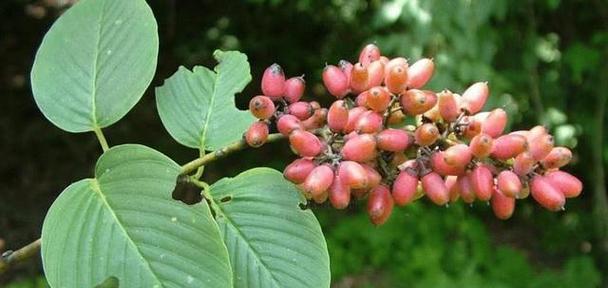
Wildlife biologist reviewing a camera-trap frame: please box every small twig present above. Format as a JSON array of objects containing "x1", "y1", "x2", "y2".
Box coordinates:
[{"x1": 0, "y1": 239, "x2": 41, "y2": 274}]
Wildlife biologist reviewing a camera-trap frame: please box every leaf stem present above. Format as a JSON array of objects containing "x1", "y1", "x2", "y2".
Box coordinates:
[
  {"x1": 180, "y1": 133, "x2": 285, "y2": 175},
  {"x1": 93, "y1": 126, "x2": 110, "y2": 152}
]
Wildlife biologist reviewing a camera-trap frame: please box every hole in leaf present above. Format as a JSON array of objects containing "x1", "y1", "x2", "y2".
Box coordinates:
[
  {"x1": 298, "y1": 202, "x2": 310, "y2": 210},
  {"x1": 220, "y1": 196, "x2": 232, "y2": 203},
  {"x1": 172, "y1": 178, "x2": 202, "y2": 205}
]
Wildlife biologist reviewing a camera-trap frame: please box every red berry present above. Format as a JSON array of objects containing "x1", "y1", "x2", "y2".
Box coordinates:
[
  {"x1": 355, "y1": 111, "x2": 383, "y2": 133},
  {"x1": 283, "y1": 158, "x2": 316, "y2": 184},
  {"x1": 497, "y1": 170, "x2": 522, "y2": 198},
  {"x1": 491, "y1": 188, "x2": 516, "y2": 220},
  {"x1": 261, "y1": 63, "x2": 286, "y2": 100},
  {"x1": 358, "y1": 44, "x2": 381, "y2": 66},
  {"x1": 400, "y1": 89, "x2": 437, "y2": 115},
  {"x1": 530, "y1": 175, "x2": 566, "y2": 211},
  {"x1": 362, "y1": 164, "x2": 382, "y2": 189},
  {"x1": 355, "y1": 90, "x2": 369, "y2": 107},
  {"x1": 339, "y1": 60, "x2": 353, "y2": 87},
  {"x1": 341, "y1": 134, "x2": 377, "y2": 162},
  {"x1": 481, "y1": 108, "x2": 507, "y2": 138},
  {"x1": 491, "y1": 134, "x2": 527, "y2": 160},
  {"x1": 414, "y1": 123, "x2": 439, "y2": 146},
  {"x1": 513, "y1": 151, "x2": 535, "y2": 176},
  {"x1": 367, "y1": 86, "x2": 392, "y2": 112},
  {"x1": 301, "y1": 164, "x2": 334, "y2": 197},
  {"x1": 385, "y1": 64, "x2": 408, "y2": 94},
  {"x1": 437, "y1": 90, "x2": 460, "y2": 122},
  {"x1": 329, "y1": 173, "x2": 351, "y2": 209},
  {"x1": 248, "y1": 95, "x2": 275, "y2": 120},
  {"x1": 540, "y1": 147, "x2": 572, "y2": 169},
  {"x1": 283, "y1": 76, "x2": 305, "y2": 103},
  {"x1": 470, "y1": 165, "x2": 493, "y2": 201},
  {"x1": 469, "y1": 133, "x2": 494, "y2": 158},
  {"x1": 458, "y1": 175, "x2": 476, "y2": 203},
  {"x1": 289, "y1": 130, "x2": 324, "y2": 157},
  {"x1": 406, "y1": 58, "x2": 434, "y2": 89},
  {"x1": 288, "y1": 101, "x2": 313, "y2": 120},
  {"x1": 367, "y1": 60, "x2": 385, "y2": 87},
  {"x1": 392, "y1": 169, "x2": 418, "y2": 206},
  {"x1": 277, "y1": 114, "x2": 302, "y2": 136},
  {"x1": 461, "y1": 82, "x2": 489, "y2": 114},
  {"x1": 367, "y1": 184, "x2": 394, "y2": 225},
  {"x1": 338, "y1": 161, "x2": 369, "y2": 189},
  {"x1": 322, "y1": 65, "x2": 349, "y2": 98},
  {"x1": 245, "y1": 121, "x2": 269, "y2": 148},
  {"x1": 528, "y1": 133, "x2": 554, "y2": 161},
  {"x1": 376, "y1": 129, "x2": 411, "y2": 152},
  {"x1": 443, "y1": 144, "x2": 472, "y2": 168},
  {"x1": 430, "y1": 151, "x2": 466, "y2": 176},
  {"x1": 446, "y1": 175, "x2": 461, "y2": 202},
  {"x1": 545, "y1": 170, "x2": 582, "y2": 198},
  {"x1": 301, "y1": 108, "x2": 327, "y2": 130},
  {"x1": 344, "y1": 107, "x2": 368, "y2": 133},
  {"x1": 350, "y1": 63, "x2": 369, "y2": 93},
  {"x1": 421, "y1": 172, "x2": 450, "y2": 206},
  {"x1": 327, "y1": 100, "x2": 349, "y2": 132}
]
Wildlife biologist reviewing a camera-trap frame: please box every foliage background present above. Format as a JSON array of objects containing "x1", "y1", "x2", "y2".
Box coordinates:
[{"x1": 0, "y1": 0, "x2": 606, "y2": 287}]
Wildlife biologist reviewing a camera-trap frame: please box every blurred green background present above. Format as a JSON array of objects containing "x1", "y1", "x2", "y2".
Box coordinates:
[{"x1": 1, "y1": 0, "x2": 607, "y2": 287}]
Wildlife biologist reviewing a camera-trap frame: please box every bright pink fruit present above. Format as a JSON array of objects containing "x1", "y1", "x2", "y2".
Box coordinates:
[
  {"x1": 530, "y1": 175, "x2": 566, "y2": 211},
  {"x1": 491, "y1": 134, "x2": 527, "y2": 160},
  {"x1": 481, "y1": 108, "x2": 507, "y2": 138},
  {"x1": 344, "y1": 107, "x2": 367, "y2": 133},
  {"x1": 289, "y1": 130, "x2": 324, "y2": 157},
  {"x1": 461, "y1": 82, "x2": 489, "y2": 114},
  {"x1": 339, "y1": 60, "x2": 353, "y2": 87},
  {"x1": 367, "y1": 86, "x2": 392, "y2": 112},
  {"x1": 367, "y1": 60, "x2": 385, "y2": 87},
  {"x1": 497, "y1": 170, "x2": 522, "y2": 198},
  {"x1": 322, "y1": 65, "x2": 349, "y2": 98},
  {"x1": 438, "y1": 90, "x2": 460, "y2": 122},
  {"x1": 249, "y1": 95, "x2": 275, "y2": 120},
  {"x1": 414, "y1": 123, "x2": 440, "y2": 146},
  {"x1": 362, "y1": 164, "x2": 382, "y2": 189},
  {"x1": 392, "y1": 169, "x2": 418, "y2": 206},
  {"x1": 470, "y1": 165, "x2": 493, "y2": 201},
  {"x1": 513, "y1": 151, "x2": 535, "y2": 176},
  {"x1": 338, "y1": 161, "x2": 369, "y2": 189},
  {"x1": 355, "y1": 111, "x2": 384, "y2": 133},
  {"x1": 385, "y1": 64, "x2": 408, "y2": 94},
  {"x1": 545, "y1": 170, "x2": 582, "y2": 198},
  {"x1": 528, "y1": 133, "x2": 554, "y2": 161},
  {"x1": 283, "y1": 76, "x2": 305, "y2": 103},
  {"x1": 341, "y1": 134, "x2": 377, "y2": 162},
  {"x1": 458, "y1": 175, "x2": 476, "y2": 203},
  {"x1": 443, "y1": 144, "x2": 472, "y2": 168},
  {"x1": 406, "y1": 58, "x2": 434, "y2": 89},
  {"x1": 446, "y1": 176, "x2": 461, "y2": 202},
  {"x1": 376, "y1": 129, "x2": 411, "y2": 152},
  {"x1": 358, "y1": 44, "x2": 381, "y2": 66},
  {"x1": 329, "y1": 173, "x2": 351, "y2": 209},
  {"x1": 421, "y1": 172, "x2": 450, "y2": 206},
  {"x1": 469, "y1": 133, "x2": 493, "y2": 158},
  {"x1": 401, "y1": 89, "x2": 437, "y2": 115},
  {"x1": 430, "y1": 152, "x2": 465, "y2": 176},
  {"x1": 245, "y1": 121, "x2": 269, "y2": 148},
  {"x1": 277, "y1": 114, "x2": 302, "y2": 136},
  {"x1": 288, "y1": 101, "x2": 313, "y2": 120},
  {"x1": 283, "y1": 158, "x2": 316, "y2": 184},
  {"x1": 327, "y1": 100, "x2": 349, "y2": 132},
  {"x1": 491, "y1": 188, "x2": 516, "y2": 220},
  {"x1": 367, "y1": 184, "x2": 394, "y2": 225},
  {"x1": 261, "y1": 63, "x2": 286, "y2": 100},
  {"x1": 301, "y1": 165, "x2": 334, "y2": 197},
  {"x1": 540, "y1": 147, "x2": 572, "y2": 169},
  {"x1": 350, "y1": 63, "x2": 369, "y2": 93},
  {"x1": 301, "y1": 108, "x2": 327, "y2": 130}
]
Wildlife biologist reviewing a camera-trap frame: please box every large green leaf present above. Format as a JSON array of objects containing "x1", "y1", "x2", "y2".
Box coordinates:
[
  {"x1": 209, "y1": 168, "x2": 331, "y2": 288},
  {"x1": 31, "y1": 0, "x2": 159, "y2": 133},
  {"x1": 156, "y1": 50, "x2": 255, "y2": 150},
  {"x1": 41, "y1": 144, "x2": 232, "y2": 288}
]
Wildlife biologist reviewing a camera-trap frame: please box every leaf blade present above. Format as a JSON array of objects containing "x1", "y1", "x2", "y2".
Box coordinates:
[
  {"x1": 156, "y1": 50, "x2": 254, "y2": 150},
  {"x1": 210, "y1": 168, "x2": 331, "y2": 288},
  {"x1": 41, "y1": 144, "x2": 232, "y2": 288},
  {"x1": 31, "y1": 0, "x2": 159, "y2": 133}
]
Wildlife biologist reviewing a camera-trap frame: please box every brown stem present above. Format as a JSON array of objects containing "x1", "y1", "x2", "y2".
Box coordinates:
[{"x1": 0, "y1": 239, "x2": 41, "y2": 274}]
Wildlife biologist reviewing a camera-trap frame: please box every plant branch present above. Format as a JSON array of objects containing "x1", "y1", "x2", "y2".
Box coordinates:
[
  {"x1": 180, "y1": 133, "x2": 285, "y2": 175},
  {"x1": 0, "y1": 239, "x2": 41, "y2": 274}
]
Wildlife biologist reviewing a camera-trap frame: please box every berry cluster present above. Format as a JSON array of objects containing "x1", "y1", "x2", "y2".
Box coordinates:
[{"x1": 244, "y1": 44, "x2": 582, "y2": 225}]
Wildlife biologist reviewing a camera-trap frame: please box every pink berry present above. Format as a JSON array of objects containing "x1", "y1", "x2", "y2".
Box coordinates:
[
  {"x1": 497, "y1": 170, "x2": 522, "y2": 198},
  {"x1": 437, "y1": 90, "x2": 460, "y2": 122},
  {"x1": 329, "y1": 173, "x2": 351, "y2": 209},
  {"x1": 530, "y1": 175, "x2": 566, "y2": 211},
  {"x1": 513, "y1": 151, "x2": 535, "y2": 176},
  {"x1": 327, "y1": 100, "x2": 349, "y2": 132},
  {"x1": 249, "y1": 95, "x2": 276, "y2": 120},
  {"x1": 245, "y1": 121, "x2": 269, "y2": 148},
  {"x1": 301, "y1": 165, "x2": 334, "y2": 197},
  {"x1": 338, "y1": 161, "x2": 369, "y2": 189},
  {"x1": 491, "y1": 188, "x2": 516, "y2": 220},
  {"x1": 283, "y1": 158, "x2": 316, "y2": 184},
  {"x1": 261, "y1": 63, "x2": 286, "y2": 100},
  {"x1": 288, "y1": 101, "x2": 314, "y2": 120},
  {"x1": 355, "y1": 111, "x2": 383, "y2": 134},
  {"x1": 400, "y1": 89, "x2": 437, "y2": 115},
  {"x1": 443, "y1": 144, "x2": 472, "y2": 168},
  {"x1": 461, "y1": 82, "x2": 489, "y2": 114},
  {"x1": 458, "y1": 175, "x2": 476, "y2": 203},
  {"x1": 289, "y1": 130, "x2": 324, "y2": 157},
  {"x1": 358, "y1": 44, "x2": 381, "y2": 66},
  {"x1": 376, "y1": 129, "x2": 411, "y2": 152},
  {"x1": 414, "y1": 123, "x2": 440, "y2": 146},
  {"x1": 283, "y1": 76, "x2": 305, "y2": 103},
  {"x1": 367, "y1": 86, "x2": 392, "y2": 112},
  {"x1": 366, "y1": 60, "x2": 385, "y2": 87},
  {"x1": 470, "y1": 165, "x2": 493, "y2": 201},
  {"x1": 540, "y1": 147, "x2": 572, "y2": 169},
  {"x1": 344, "y1": 107, "x2": 368, "y2": 133},
  {"x1": 392, "y1": 169, "x2": 418, "y2": 206},
  {"x1": 322, "y1": 65, "x2": 349, "y2": 98},
  {"x1": 367, "y1": 184, "x2": 394, "y2": 225},
  {"x1": 385, "y1": 64, "x2": 408, "y2": 94},
  {"x1": 406, "y1": 58, "x2": 434, "y2": 89},
  {"x1": 545, "y1": 170, "x2": 582, "y2": 198},
  {"x1": 341, "y1": 134, "x2": 377, "y2": 162},
  {"x1": 469, "y1": 133, "x2": 494, "y2": 158},
  {"x1": 481, "y1": 108, "x2": 507, "y2": 138},
  {"x1": 491, "y1": 134, "x2": 527, "y2": 160},
  {"x1": 277, "y1": 114, "x2": 302, "y2": 136},
  {"x1": 421, "y1": 172, "x2": 450, "y2": 206},
  {"x1": 350, "y1": 63, "x2": 369, "y2": 93}
]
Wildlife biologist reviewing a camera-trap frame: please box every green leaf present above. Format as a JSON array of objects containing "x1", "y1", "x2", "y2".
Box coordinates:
[
  {"x1": 156, "y1": 50, "x2": 255, "y2": 150},
  {"x1": 209, "y1": 168, "x2": 331, "y2": 288},
  {"x1": 31, "y1": 0, "x2": 159, "y2": 133},
  {"x1": 41, "y1": 144, "x2": 232, "y2": 288}
]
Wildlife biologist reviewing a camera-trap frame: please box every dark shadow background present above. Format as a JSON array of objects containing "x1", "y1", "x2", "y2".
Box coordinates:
[{"x1": 1, "y1": 0, "x2": 607, "y2": 287}]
